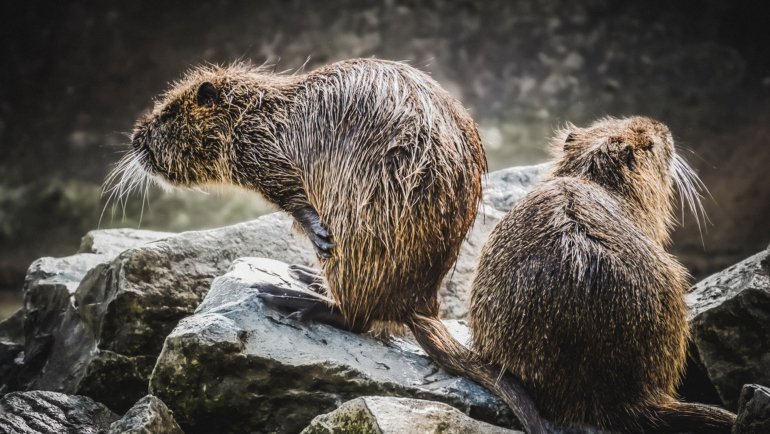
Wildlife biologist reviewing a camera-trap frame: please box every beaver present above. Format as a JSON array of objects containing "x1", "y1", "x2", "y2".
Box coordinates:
[
  {"x1": 469, "y1": 116, "x2": 736, "y2": 433},
  {"x1": 108, "y1": 58, "x2": 550, "y2": 433}
]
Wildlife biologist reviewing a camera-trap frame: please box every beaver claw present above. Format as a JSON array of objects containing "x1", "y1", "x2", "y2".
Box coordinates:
[
  {"x1": 292, "y1": 206, "x2": 336, "y2": 258},
  {"x1": 288, "y1": 264, "x2": 327, "y2": 295},
  {"x1": 252, "y1": 283, "x2": 350, "y2": 330}
]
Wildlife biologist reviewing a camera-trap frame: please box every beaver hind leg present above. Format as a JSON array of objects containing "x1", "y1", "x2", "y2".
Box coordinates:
[{"x1": 253, "y1": 283, "x2": 357, "y2": 332}]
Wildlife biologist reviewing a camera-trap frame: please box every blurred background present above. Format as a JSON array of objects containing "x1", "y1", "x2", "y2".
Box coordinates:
[{"x1": 1, "y1": 0, "x2": 769, "y2": 315}]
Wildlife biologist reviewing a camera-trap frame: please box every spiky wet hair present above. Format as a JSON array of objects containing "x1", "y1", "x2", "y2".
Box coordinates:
[
  {"x1": 547, "y1": 116, "x2": 706, "y2": 245},
  {"x1": 103, "y1": 62, "x2": 284, "y2": 208}
]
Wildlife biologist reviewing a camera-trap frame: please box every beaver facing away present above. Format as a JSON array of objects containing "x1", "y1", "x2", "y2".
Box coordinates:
[
  {"x1": 109, "y1": 58, "x2": 550, "y2": 432},
  {"x1": 469, "y1": 116, "x2": 736, "y2": 433}
]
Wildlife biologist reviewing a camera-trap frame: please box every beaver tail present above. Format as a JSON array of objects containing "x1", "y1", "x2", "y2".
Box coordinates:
[
  {"x1": 408, "y1": 314, "x2": 550, "y2": 434},
  {"x1": 643, "y1": 398, "x2": 736, "y2": 434}
]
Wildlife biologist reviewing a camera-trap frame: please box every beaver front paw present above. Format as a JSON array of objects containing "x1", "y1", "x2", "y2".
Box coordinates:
[{"x1": 292, "y1": 206, "x2": 336, "y2": 258}]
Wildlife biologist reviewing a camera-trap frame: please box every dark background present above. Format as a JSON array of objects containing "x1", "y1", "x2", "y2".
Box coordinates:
[{"x1": 1, "y1": 0, "x2": 769, "y2": 307}]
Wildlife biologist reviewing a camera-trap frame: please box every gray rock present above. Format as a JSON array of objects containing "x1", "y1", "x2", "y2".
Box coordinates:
[
  {"x1": 78, "y1": 228, "x2": 175, "y2": 257},
  {"x1": 15, "y1": 165, "x2": 543, "y2": 411},
  {"x1": 0, "y1": 390, "x2": 119, "y2": 434},
  {"x1": 0, "y1": 228, "x2": 170, "y2": 396},
  {"x1": 686, "y1": 245, "x2": 770, "y2": 409},
  {"x1": 75, "y1": 213, "x2": 315, "y2": 412},
  {"x1": 300, "y1": 396, "x2": 522, "y2": 434},
  {"x1": 150, "y1": 257, "x2": 515, "y2": 434},
  {"x1": 482, "y1": 163, "x2": 549, "y2": 216},
  {"x1": 734, "y1": 384, "x2": 770, "y2": 434},
  {"x1": 1, "y1": 165, "x2": 544, "y2": 412},
  {"x1": 107, "y1": 395, "x2": 184, "y2": 434},
  {"x1": 0, "y1": 309, "x2": 24, "y2": 384}
]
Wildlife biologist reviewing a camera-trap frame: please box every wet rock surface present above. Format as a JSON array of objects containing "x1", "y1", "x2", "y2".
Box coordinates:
[
  {"x1": 149, "y1": 257, "x2": 515, "y2": 434},
  {"x1": 0, "y1": 229, "x2": 170, "y2": 395},
  {"x1": 0, "y1": 390, "x2": 118, "y2": 434},
  {"x1": 686, "y1": 245, "x2": 770, "y2": 409},
  {"x1": 734, "y1": 384, "x2": 770, "y2": 434},
  {"x1": 300, "y1": 396, "x2": 521, "y2": 434},
  {"x1": 74, "y1": 213, "x2": 316, "y2": 412},
  {"x1": 107, "y1": 395, "x2": 184, "y2": 434}
]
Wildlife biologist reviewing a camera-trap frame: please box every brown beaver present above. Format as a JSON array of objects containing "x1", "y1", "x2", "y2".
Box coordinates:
[
  {"x1": 108, "y1": 58, "x2": 550, "y2": 433},
  {"x1": 469, "y1": 116, "x2": 736, "y2": 433}
]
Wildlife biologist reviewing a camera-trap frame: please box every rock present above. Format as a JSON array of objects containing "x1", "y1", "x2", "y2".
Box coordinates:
[
  {"x1": 150, "y1": 257, "x2": 515, "y2": 434},
  {"x1": 482, "y1": 163, "x2": 549, "y2": 216},
  {"x1": 686, "y1": 245, "x2": 770, "y2": 409},
  {"x1": 1, "y1": 165, "x2": 545, "y2": 411},
  {"x1": 734, "y1": 384, "x2": 770, "y2": 434},
  {"x1": 0, "y1": 309, "x2": 24, "y2": 386},
  {"x1": 300, "y1": 396, "x2": 521, "y2": 434},
  {"x1": 0, "y1": 390, "x2": 119, "y2": 434},
  {"x1": 0, "y1": 228, "x2": 170, "y2": 395},
  {"x1": 78, "y1": 228, "x2": 175, "y2": 257},
  {"x1": 107, "y1": 395, "x2": 184, "y2": 434},
  {"x1": 75, "y1": 213, "x2": 315, "y2": 412}
]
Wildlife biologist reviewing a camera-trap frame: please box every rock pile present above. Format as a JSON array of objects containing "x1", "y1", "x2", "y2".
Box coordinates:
[{"x1": 0, "y1": 165, "x2": 767, "y2": 433}]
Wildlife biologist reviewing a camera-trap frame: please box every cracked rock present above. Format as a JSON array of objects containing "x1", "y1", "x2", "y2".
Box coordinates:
[
  {"x1": 734, "y1": 384, "x2": 770, "y2": 434},
  {"x1": 150, "y1": 257, "x2": 515, "y2": 434},
  {"x1": 0, "y1": 228, "x2": 170, "y2": 395},
  {"x1": 300, "y1": 396, "x2": 522, "y2": 434},
  {"x1": 107, "y1": 395, "x2": 184, "y2": 434},
  {"x1": 0, "y1": 390, "x2": 118, "y2": 434},
  {"x1": 686, "y1": 245, "x2": 770, "y2": 409}
]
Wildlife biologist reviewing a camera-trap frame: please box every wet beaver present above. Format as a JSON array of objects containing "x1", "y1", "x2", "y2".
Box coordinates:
[
  {"x1": 469, "y1": 116, "x2": 736, "y2": 433},
  {"x1": 109, "y1": 58, "x2": 549, "y2": 432}
]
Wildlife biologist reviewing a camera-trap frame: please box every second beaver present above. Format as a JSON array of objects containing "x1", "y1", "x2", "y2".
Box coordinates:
[
  {"x1": 470, "y1": 116, "x2": 736, "y2": 433},
  {"x1": 111, "y1": 58, "x2": 549, "y2": 432}
]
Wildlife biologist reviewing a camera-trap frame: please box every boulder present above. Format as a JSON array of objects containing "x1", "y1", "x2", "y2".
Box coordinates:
[
  {"x1": 150, "y1": 257, "x2": 515, "y2": 434},
  {"x1": 734, "y1": 384, "x2": 770, "y2": 434},
  {"x1": 1, "y1": 165, "x2": 546, "y2": 412},
  {"x1": 107, "y1": 395, "x2": 184, "y2": 434},
  {"x1": 300, "y1": 396, "x2": 521, "y2": 434},
  {"x1": 686, "y1": 245, "x2": 770, "y2": 409},
  {"x1": 482, "y1": 164, "x2": 549, "y2": 215},
  {"x1": 78, "y1": 228, "x2": 175, "y2": 257},
  {"x1": 0, "y1": 228, "x2": 170, "y2": 394},
  {"x1": 75, "y1": 213, "x2": 315, "y2": 412},
  {"x1": 0, "y1": 390, "x2": 118, "y2": 434},
  {"x1": 0, "y1": 309, "x2": 24, "y2": 383}
]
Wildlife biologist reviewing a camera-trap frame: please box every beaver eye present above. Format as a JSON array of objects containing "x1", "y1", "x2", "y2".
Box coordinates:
[{"x1": 196, "y1": 82, "x2": 219, "y2": 106}]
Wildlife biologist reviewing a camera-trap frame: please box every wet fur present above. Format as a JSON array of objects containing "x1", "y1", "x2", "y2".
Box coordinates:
[
  {"x1": 470, "y1": 117, "x2": 735, "y2": 432},
  {"x1": 115, "y1": 59, "x2": 486, "y2": 330}
]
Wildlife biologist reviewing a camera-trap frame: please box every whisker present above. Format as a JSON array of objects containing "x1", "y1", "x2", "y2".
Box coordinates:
[
  {"x1": 101, "y1": 148, "x2": 155, "y2": 225},
  {"x1": 671, "y1": 152, "x2": 711, "y2": 247}
]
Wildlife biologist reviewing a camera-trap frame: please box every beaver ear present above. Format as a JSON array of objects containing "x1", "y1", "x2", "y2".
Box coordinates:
[
  {"x1": 621, "y1": 145, "x2": 636, "y2": 171},
  {"x1": 196, "y1": 82, "x2": 219, "y2": 106},
  {"x1": 563, "y1": 131, "x2": 576, "y2": 150}
]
